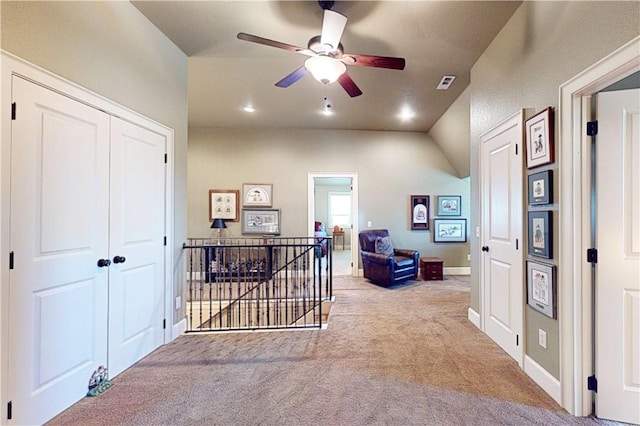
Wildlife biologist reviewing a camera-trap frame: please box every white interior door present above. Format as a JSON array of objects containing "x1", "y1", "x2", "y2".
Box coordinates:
[
  {"x1": 107, "y1": 118, "x2": 166, "y2": 377},
  {"x1": 595, "y1": 89, "x2": 640, "y2": 424},
  {"x1": 480, "y1": 111, "x2": 524, "y2": 365},
  {"x1": 8, "y1": 77, "x2": 110, "y2": 425}
]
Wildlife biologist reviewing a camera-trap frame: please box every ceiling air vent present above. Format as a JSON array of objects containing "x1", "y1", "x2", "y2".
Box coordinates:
[{"x1": 436, "y1": 75, "x2": 456, "y2": 90}]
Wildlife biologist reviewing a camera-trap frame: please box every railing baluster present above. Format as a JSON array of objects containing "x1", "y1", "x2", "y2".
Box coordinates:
[{"x1": 183, "y1": 236, "x2": 332, "y2": 332}]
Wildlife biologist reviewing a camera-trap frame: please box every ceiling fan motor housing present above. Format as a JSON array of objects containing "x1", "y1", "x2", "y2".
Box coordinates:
[
  {"x1": 308, "y1": 35, "x2": 343, "y2": 56},
  {"x1": 318, "y1": 1, "x2": 335, "y2": 10}
]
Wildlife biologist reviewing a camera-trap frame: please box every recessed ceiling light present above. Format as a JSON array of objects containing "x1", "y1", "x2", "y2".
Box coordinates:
[
  {"x1": 243, "y1": 105, "x2": 255, "y2": 113},
  {"x1": 321, "y1": 108, "x2": 334, "y2": 116},
  {"x1": 399, "y1": 107, "x2": 415, "y2": 122}
]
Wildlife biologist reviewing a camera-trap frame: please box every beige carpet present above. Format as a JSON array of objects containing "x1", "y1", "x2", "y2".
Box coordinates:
[{"x1": 47, "y1": 275, "x2": 599, "y2": 425}]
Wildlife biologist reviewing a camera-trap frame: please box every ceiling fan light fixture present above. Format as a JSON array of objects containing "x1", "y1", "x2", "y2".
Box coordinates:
[{"x1": 305, "y1": 55, "x2": 346, "y2": 84}]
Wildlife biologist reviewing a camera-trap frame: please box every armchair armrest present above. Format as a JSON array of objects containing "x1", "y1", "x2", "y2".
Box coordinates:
[
  {"x1": 361, "y1": 251, "x2": 393, "y2": 265},
  {"x1": 394, "y1": 248, "x2": 419, "y2": 258}
]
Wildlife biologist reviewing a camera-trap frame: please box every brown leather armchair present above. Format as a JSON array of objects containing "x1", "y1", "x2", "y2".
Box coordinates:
[{"x1": 358, "y1": 229, "x2": 419, "y2": 286}]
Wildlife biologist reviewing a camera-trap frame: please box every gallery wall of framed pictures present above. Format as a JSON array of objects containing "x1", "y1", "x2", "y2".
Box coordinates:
[
  {"x1": 414, "y1": 194, "x2": 466, "y2": 243},
  {"x1": 525, "y1": 107, "x2": 558, "y2": 319},
  {"x1": 209, "y1": 183, "x2": 280, "y2": 235}
]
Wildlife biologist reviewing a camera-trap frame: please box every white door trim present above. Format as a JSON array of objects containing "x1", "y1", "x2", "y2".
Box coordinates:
[
  {"x1": 307, "y1": 172, "x2": 359, "y2": 277},
  {"x1": 558, "y1": 36, "x2": 640, "y2": 416}
]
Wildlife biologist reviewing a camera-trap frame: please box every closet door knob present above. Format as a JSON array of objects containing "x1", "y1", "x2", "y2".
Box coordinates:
[
  {"x1": 481, "y1": 246, "x2": 489, "y2": 252},
  {"x1": 97, "y1": 258, "x2": 111, "y2": 268},
  {"x1": 113, "y1": 256, "x2": 126, "y2": 264}
]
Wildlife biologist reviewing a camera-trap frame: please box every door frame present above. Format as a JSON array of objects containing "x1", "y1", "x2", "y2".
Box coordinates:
[
  {"x1": 0, "y1": 51, "x2": 176, "y2": 420},
  {"x1": 558, "y1": 36, "x2": 640, "y2": 416},
  {"x1": 307, "y1": 172, "x2": 359, "y2": 276}
]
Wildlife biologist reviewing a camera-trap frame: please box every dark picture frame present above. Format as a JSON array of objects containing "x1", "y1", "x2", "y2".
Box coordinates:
[
  {"x1": 526, "y1": 107, "x2": 554, "y2": 169},
  {"x1": 242, "y1": 208, "x2": 280, "y2": 235},
  {"x1": 410, "y1": 195, "x2": 430, "y2": 230},
  {"x1": 433, "y1": 218, "x2": 467, "y2": 243},
  {"x1": 527, "y1": 261, "x2": 557, "y2": 319},
  {"x1": 528, "y1": 170, "x2": 553, "y2": 205},
  {"x1": 437, "y1": 195, "x2": 462, "y2": 216},
  {"x1": 528, "y1": 210, "x2": 553, "y2": 259},
  {"x1": 209, "y1": 189, "x2": 239, "y2": 222}
]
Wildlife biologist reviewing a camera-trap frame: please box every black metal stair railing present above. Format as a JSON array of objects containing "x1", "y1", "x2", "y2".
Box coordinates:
[{"x1": 183, "y1": 236, "x2": 332, "y2": 332}]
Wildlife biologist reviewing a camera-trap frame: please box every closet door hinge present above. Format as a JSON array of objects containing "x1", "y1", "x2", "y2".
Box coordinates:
[
  {"x1": 587, "y1": 375, "x2": 598, "y2": 392},
  {"x1": 515, "y1": 239, "x2": 519, "y2": 250},
  {"x1": 163, "y1": 236, "x2": 167, "y2": 246},
  {"x1": 9, "y1": 251, "x2": 14, "y2": 270},
  {"x1": 587, "y1": 248, "x2": 598, "y2": 264},
  {"x1": 164, "y1": 153, "x2": 168, "y2": 164},
  {"x1": 515, "y1": 144, "x2": 518, "y2": 155},
  {"x1": 7, "y1": 401, "x2": 12, "y2": 420},
  {"x1": 586, "y1": 121, "x2": 598, "y2": 136},
  {"x1": 163, "y1": 319, "x2": 167, "y2": 330},
  {"x1": 516, "y1": 334, "x2": 519, "y2": 346},
  {"x1": 11, "y1": 102, "x2": 16, "y2": 120}
]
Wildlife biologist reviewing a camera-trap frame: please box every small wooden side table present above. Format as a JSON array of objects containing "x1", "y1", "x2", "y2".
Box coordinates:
[
  {"x1": 332, "y1": 230, "x2": 345, "y2": 250},
  {"x1": 420, "y1": 257, "x2": 444, "y2": 281}
]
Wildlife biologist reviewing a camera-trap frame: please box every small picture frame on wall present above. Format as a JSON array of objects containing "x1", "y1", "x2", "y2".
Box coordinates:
[
  {"x1": 527, "y1": 261, "x2": 557, "y2": 319},
  {"x1": 528, "y1": 210, "x2": 553, "y2": 259},
  {"x1": 528, "y1": 170, "x2": 553, "y2": 205},
  {"x1": 437, "y1": 195, "x2": 461, "y2": 216},
  {"x1": 242, "y1": 183, "x2": 273, "y2": 208},
  {"x1": 526, "y1": 107, "x2": 554, "y2": 169},
  {"x1": 433, "y1": 219, "x2": 467, "y2": 243},
  {"x1": 410, "y1": 195, "x2": 430, "y2": 230},
  {"x1": 242, "y1": 208, "x2": 280, "y2": 235},
  {"x1": 209, "y1": 189, "x2": 239, "y2": 222}
]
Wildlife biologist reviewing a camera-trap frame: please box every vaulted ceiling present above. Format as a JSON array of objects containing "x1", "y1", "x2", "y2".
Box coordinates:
[{"x1": 132, "y1": 1, "x2": 521, "y2": 134}]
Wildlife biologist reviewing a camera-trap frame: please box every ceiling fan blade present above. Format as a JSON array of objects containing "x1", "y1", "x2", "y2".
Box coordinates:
[
  {"x1": 342, "y1": 53, "x2": 406, "y2": 70},
  {"x1": 237, "y1": 32, "x2": 316, "y2": 56},
  {"x1": 320, "y1": 10, "x2": 347, "y2": 51},
  {"x1": 338, "y1": 73, "x2": 363, "y2": 97},
  {"x1": 275, "y1": 66, "x2": 309, "y2": 88}
]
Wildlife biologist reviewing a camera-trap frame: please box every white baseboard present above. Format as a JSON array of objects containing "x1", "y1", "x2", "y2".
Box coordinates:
[
  {"x1": 172, "y1": 317, "x2": 187, "y2": 340},
  {"x1": 524, "y1": 355, "x2": 561, "y2": 404},
  {"x1": 444, "y1": 267, "x2": 471, "y2": 275},
  {"x1": 468, "y1": 307, "x2": 481, "y2": 329}
]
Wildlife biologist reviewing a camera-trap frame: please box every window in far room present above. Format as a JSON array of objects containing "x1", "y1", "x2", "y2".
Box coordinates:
[{"x1": 329, "y1": 192, "x2": 351, "y2": 228}]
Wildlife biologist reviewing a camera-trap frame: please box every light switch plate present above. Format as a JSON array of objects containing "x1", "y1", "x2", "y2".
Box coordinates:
[{"x1": 538, "y1": 329, "x2": 547, "y2": 349}]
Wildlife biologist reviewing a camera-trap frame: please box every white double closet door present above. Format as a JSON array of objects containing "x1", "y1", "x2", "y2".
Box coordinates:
[{"x1": 8, "y1": 76, "x2": 166, "y2": 425}]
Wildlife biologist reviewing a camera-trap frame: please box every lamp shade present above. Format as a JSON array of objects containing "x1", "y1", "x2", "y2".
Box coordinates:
[
  {"x1": 210, "y1": 218, "x2": 227, "y2": 229},
  {"x1": 305, "y1": 55, "x2": 346, "y2": 84}
]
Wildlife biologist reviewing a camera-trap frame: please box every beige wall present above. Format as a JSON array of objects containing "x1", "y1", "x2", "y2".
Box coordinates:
[
  {"x1": 428, "y1": 87, "x2": 470, "y2": 178},
  {"x1": 1, "y1": 1, "x2": 189, "y2": 324},
  {"x1": 468, "y1": 1, "x2": 640, "y2": 378},
  {"x1": 188, "y1": 127, "x2": 471, "y2": 268}
]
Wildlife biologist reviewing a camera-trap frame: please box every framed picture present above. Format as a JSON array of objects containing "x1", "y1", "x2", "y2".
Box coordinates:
[
  {"x1": 433, "y1": 218, "x2": 467, "y2": 243},
  {"x1": 242, "y1": 209, "x2": 280, "y2": 235},
  {"x1": 527, "y1": 261, "x2": 557, "y2": 319},
  {"x1": 437, "y1": 195, "x2": 461, "y2": 216},
  {"x1": 209, "y1": 190, "x2": 239, "y2": 222},
  {"x1": 410, "y1": 195, "x2": 430, "y2": 230},
  {"x1": 528, "y1": 170, "x2": 553, "y2": 205},
  {"x1": 526, "y1": 107, "x2": 554, "y2": 168},
  {"x1": 528, "y1": 210, "x2": 553, "y2": 258},
  {"x1": 242, "y1": 183, "x2": 273, "y2": 207}
]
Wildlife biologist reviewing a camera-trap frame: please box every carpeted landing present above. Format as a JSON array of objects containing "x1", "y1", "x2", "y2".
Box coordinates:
[{"x1": 47, "y1": 275, "x2": 599, "y2": 425}]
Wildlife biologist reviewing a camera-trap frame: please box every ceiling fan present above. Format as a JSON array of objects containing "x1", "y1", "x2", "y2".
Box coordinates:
[{"x1": 237, "y1": 2, "x2": 405, "y2": 98}]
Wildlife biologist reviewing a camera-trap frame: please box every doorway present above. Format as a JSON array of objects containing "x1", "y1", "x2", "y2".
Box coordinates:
[
  {"x1": 558, "y1": 36, "x2": 640, "y2": 419},
  {"x1": 307, "y1": 172, "x2": 359, "y2": 276}
]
